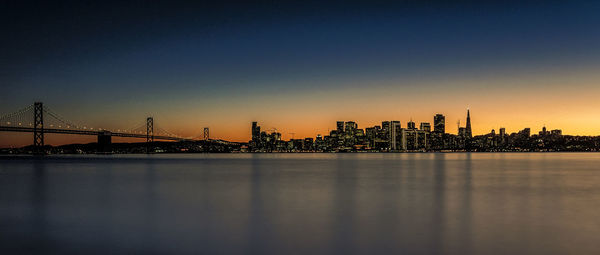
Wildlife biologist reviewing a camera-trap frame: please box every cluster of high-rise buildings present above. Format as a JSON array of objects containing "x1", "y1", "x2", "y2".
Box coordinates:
[{"x1": 248, "y1": 109, "x2": 594, "y2": 152}]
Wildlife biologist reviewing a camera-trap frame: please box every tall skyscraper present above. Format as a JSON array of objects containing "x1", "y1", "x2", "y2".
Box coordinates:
[
  {"x1": 465, "y1": 109, "x2": 472, "y2": 138},
  {"x1": 434, "y1": 114, "x2": 445, "y2": 133},
  {"x1": 407, "y1": 120, "x2": 416, "y2": 130},
  {"x1": 381, "y1": 121, "x2": 391, "y2": 146},
  {"x1": 381, "y1": 121, "x2": 390, "y2": 132},
  {"x1": 345, "y1": 121, "x2": 357, "y2": 132},
  {"x1": 251, "y1": 121, "x2": 260, "y2": 142},
  {"x1": 337, "y1": 121, "x2": 345, "y2": 133},
  {"x1": 390, "y1": 121, "x2": 401, "y2": 150}
]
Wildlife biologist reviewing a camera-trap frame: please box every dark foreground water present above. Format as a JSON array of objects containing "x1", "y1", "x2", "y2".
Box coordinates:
[{"x1": 1, "y1": 153, "x2": 600, "y2": 254}]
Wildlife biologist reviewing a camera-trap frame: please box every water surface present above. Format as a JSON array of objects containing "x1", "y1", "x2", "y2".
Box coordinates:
[{"x1": 1, "y1": 153, "x2": 599, "y2": 254}]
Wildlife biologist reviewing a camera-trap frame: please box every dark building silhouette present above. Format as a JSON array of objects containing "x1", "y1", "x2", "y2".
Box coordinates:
[
  {"x1": 337, "y1": 121, "x2": 344, "y2": 133},
  {"x1": 345, "y1": 121, "x2": 357, "y2": 133},
  {"x1": 466, "y1": 109, "x2": 472, "y2": 138},
  {"x1": 391, "y1": 120, "x2": 401, "y2": 150},
  {"x1": 434, "y1": 114, "x2": 445, "y2": 133},
  {"x1": 382, "y1": 121, "x2": 391, "y2": 144},
  {"x1": 252, "y1": 122, "x2": 260, "y2": 143}
]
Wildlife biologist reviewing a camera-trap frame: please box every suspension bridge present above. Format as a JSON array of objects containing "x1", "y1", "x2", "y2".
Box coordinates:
[{"x1": 0, "y1": 102, "x2": 221, "y2": 154}]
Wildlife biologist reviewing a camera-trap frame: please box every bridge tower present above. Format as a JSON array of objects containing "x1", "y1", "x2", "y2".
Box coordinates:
[
  {"x1": 146, "y1": 117, "x2": 154, "y2": 153},
  {"x1": 33, "y1": 102, "x2": 44, "y2": 154},
  {"x1": 204, "y1": 127, "x2": 209, "y2": 141}
]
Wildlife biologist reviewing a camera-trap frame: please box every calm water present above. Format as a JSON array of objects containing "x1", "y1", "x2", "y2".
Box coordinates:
[{"x1": 1, "y1": 153, "x2": 600, "y2": 254}]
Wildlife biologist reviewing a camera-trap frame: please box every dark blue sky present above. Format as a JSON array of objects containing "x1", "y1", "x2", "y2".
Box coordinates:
[{"x1": 2, "y1": 0, "x2": 600, "y2": 140}]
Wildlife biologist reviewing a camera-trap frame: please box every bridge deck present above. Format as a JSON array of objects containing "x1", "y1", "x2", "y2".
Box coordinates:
[{"x1": 0, "y1": 126, "x2": 186, "y2": 141}]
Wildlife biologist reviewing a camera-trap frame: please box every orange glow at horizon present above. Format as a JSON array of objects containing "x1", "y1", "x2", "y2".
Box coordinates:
[{"x1": 2, "y1": 68, "x2": 600, "y2": 147}]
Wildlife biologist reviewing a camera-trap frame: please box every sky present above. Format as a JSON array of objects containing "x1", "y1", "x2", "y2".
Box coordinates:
[{"x1": 1, "y1": 0, "x2": 600, "y2": 146}]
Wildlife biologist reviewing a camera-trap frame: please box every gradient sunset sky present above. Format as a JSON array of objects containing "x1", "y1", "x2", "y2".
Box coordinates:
[{"x1": 1, "y1": 0, "x2": 600, "y2": 146}]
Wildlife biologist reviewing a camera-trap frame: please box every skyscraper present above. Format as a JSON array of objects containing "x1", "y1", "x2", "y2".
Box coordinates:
[
  {"x1": 381, "y1": 121, "x2": 390, "y2": 132},
  {"x1": 540, "y1": 126, "x2": 548, "y2": 136},
  {"x1": 420, "y1": 122, "x2": 431, "y2": 132},
  {"x1": 252, "y1": 121, "x2": 260, "y2": 142},
  {"x1": 434, "y1": 114, "x2": 445, "y2": 133},
  {"x1": 345, "y1": 121, "x2": 357, "y2": 132},
  {"x1": 465, "y1": 109, "x2": 472, "y2": 138},
  {"x1": 390, "y1": 121, "x2": 401, "y2": 150},
  {"x1": 337, "y1": 121, "x2": 344, "y2": 133},
  {"x1": 381, "y1": 121, "x2": 391, "y2": 147}
]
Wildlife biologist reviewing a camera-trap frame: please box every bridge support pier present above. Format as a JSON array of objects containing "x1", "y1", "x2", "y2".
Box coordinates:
[{"x1": 97, "y1": 131, "x2": 112, "y2": 154}]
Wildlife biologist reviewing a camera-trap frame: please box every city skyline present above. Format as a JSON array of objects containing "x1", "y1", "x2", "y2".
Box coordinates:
[
  {"x1": 246, "y1": 109, "x2": 581, "y2": 153},
  {"x1": 0, "y1": 103, "x2": 583, "y2": 149},
  {"x1": 0, "y1": 103, "x2": 596, "y2": 147},
  {"x1": 2, "y1": 104, "x2": 593, "y2": 153}
]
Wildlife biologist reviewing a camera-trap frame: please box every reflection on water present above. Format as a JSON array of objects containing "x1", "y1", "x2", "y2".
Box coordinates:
[{"x1": 1, "y1": 153, "x2": 600, "y2": 254}]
